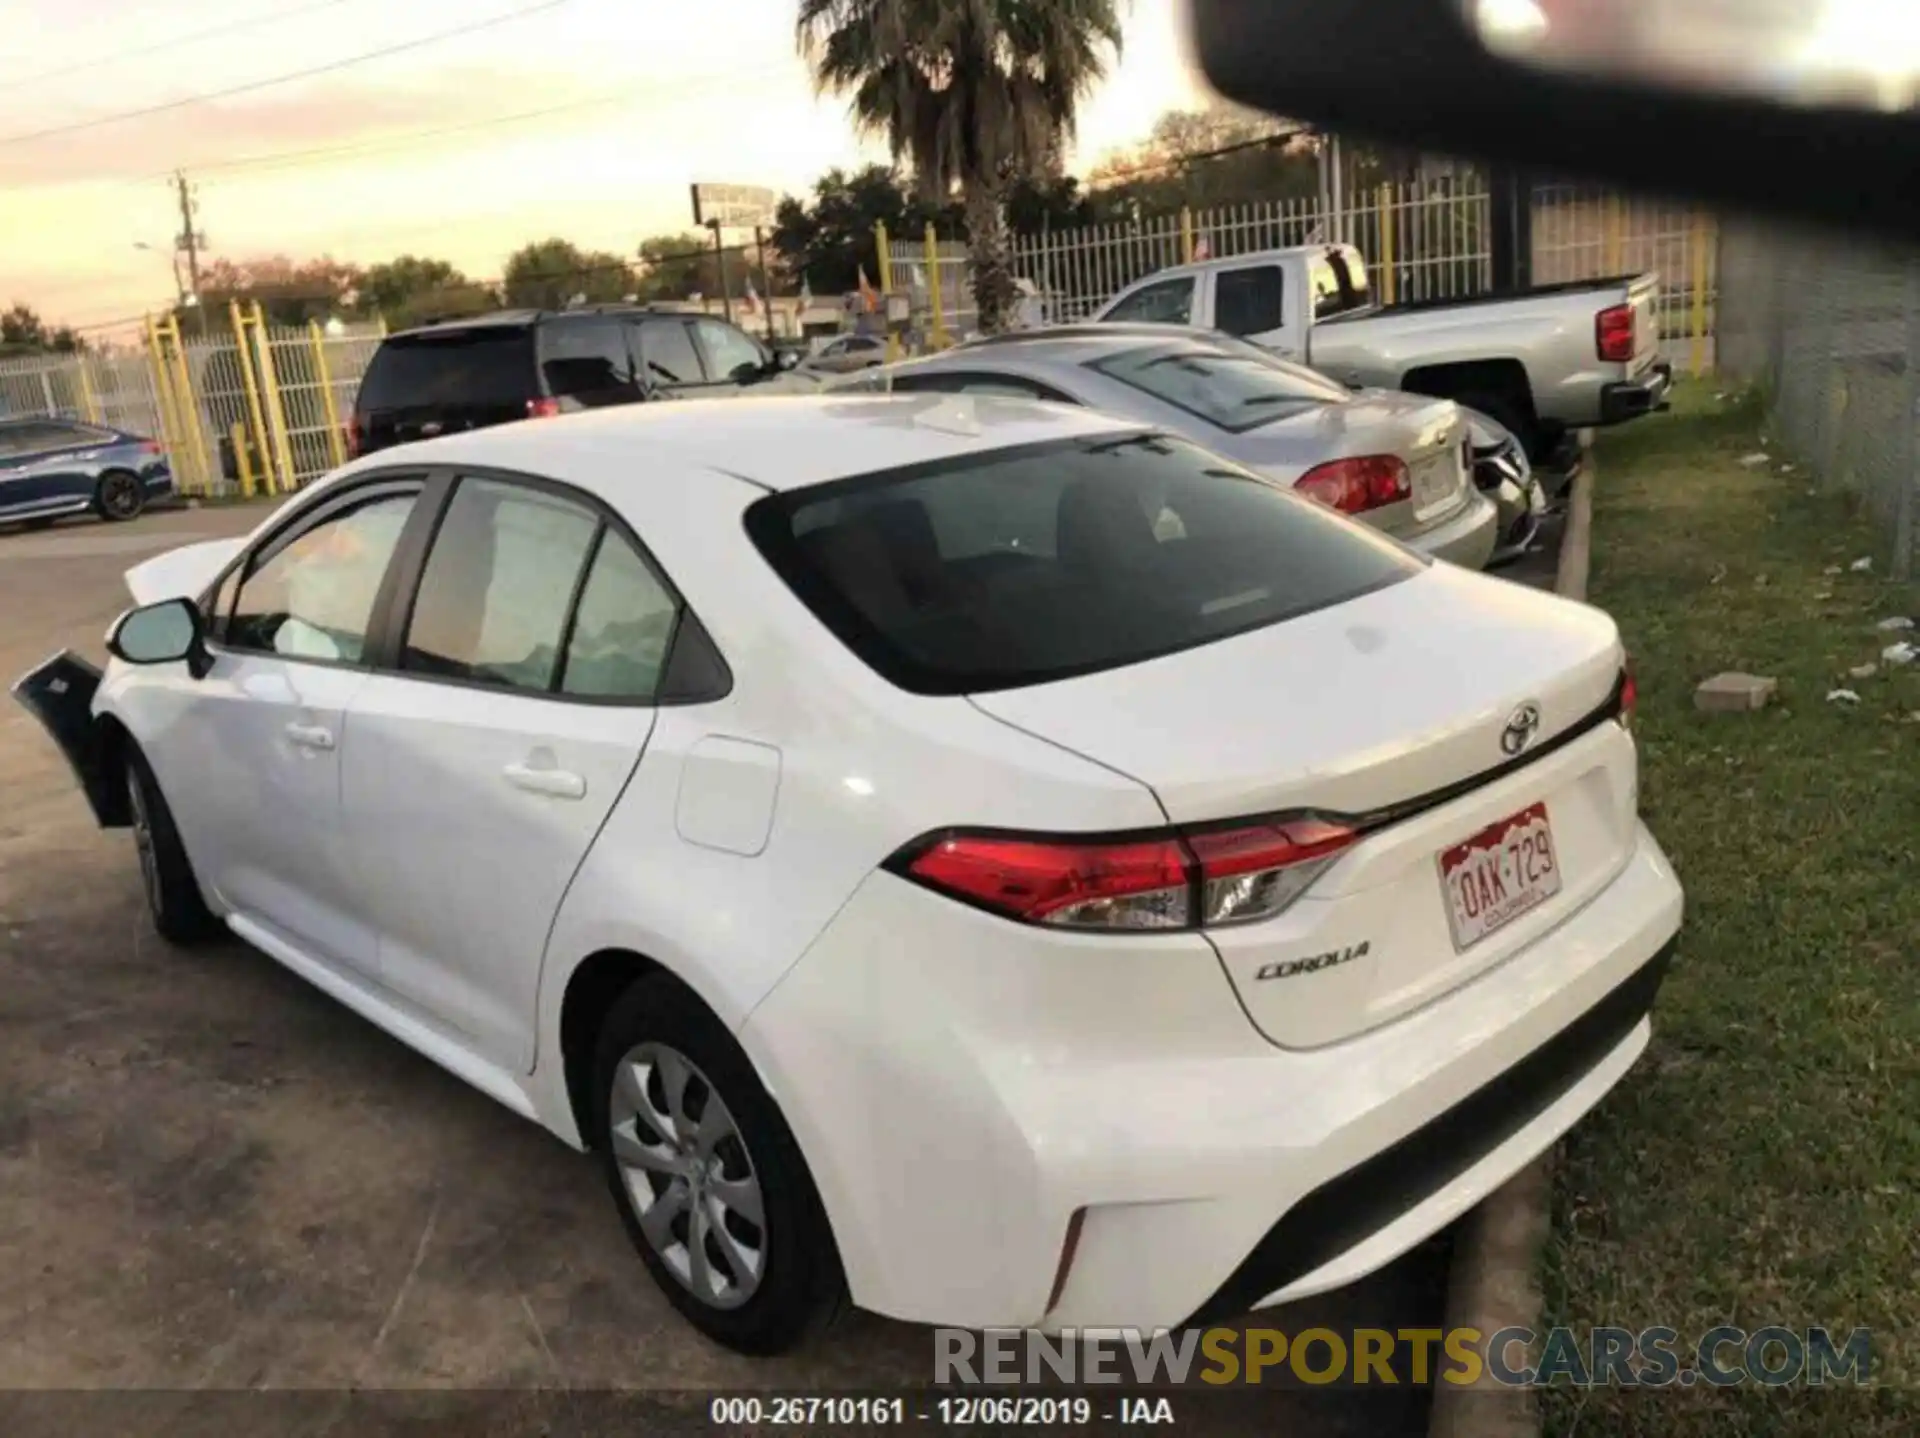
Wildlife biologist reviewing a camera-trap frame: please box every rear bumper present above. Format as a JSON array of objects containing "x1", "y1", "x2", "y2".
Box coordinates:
[
  {"x1": 744, "y1": 819, "x2": 1683, "y2": 1331},
  {"x1": 1407, "y1": 489, "x2": 1499, "y2": 570},
  {"x1": 1599, "y1": 361, "x2": 1673, "y2": 425}
]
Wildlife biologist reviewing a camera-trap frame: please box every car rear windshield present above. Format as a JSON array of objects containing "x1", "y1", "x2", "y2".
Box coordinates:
[
  {"x1": 744, "y1": 430, "x2": 1423, "y2": 695},
  {"x1": 355, "y1": 328, "x2": 537, "y2": 411},
  {"x1": 1087, "y1": 343, "x2": 1353, "y2": 433}
]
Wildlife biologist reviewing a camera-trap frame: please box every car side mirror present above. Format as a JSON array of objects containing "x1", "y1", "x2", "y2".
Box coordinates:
[
  {"x1": 775, "y1": 348, "x2": 801, "y2": 372},
  {"x1": 108, "y1": 597, "x2": 212, "y2": 679}
]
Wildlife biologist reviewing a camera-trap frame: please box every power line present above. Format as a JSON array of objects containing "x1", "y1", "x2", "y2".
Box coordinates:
[
  {"x1": 7, "y1": 0, "x2": 360, "y2": 89},
  {"x1": 1087, "y1": 127, "x2": 1309, "y2": 188},
  {"x1": 0, "y1": 0, "x2": 569, "y2": 147}
]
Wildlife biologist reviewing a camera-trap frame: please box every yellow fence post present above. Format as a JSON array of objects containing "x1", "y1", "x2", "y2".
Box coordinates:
[
  {"x1": 924, "y1": 223, "x2": 947, "y2": 351},
  {"x1": 230, "y1": 300, "x2": 273, "y2": 496},
  {"x1": 230, "y1": 422, "x2": 257, "y2": 498},
  {"x1": 142, "y1": 315, "x2": 186, "y2": 468},
  {"x1": 1605, "y1": 193, "x2": 1624, "y2": 276},
  {"x1": 875, "y1": 220, "x2": 898, "y2": 361},
  {"x1": 1690, "y1": 210, "x2": 1711, "y2": 376},
  {"x1": 308, "y1": 320, "x2": 347, "y2": 467},
  {"x1": 162, "y1": 313, "x2": 211, "y2": 495},
  {"x1": 249, "y1": 301, "x2": 297, "y2": 492},
  {"x1": 75, "y1": 356, "x2": 101, "y2": 425},
  {"x1": 1180, "y1": 206, "x2": 1195, "y2": 266},
  {"x1": 1376, "y1": 187, "x2": 1397, "y2": 306}
]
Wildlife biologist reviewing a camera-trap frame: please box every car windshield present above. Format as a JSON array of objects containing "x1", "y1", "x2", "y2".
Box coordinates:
[
  {"x1": 356, "y1": 328, "x2": 537, "y2": 410},
  {"x1": 744, "y1": 430, "x2": 1422, "y2": 695},
  {"x1": 1086, "y1": 343, "x2": 1353, "y2": 433}
]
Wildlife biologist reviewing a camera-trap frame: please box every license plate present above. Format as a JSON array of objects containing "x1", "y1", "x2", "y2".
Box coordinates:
[
  {"x1": 1411, "y1": 454, "x2": 1458, "y2": 512},
  {"x1": 1437, "y1": 801, "x2": 1562, "y2": 951}
]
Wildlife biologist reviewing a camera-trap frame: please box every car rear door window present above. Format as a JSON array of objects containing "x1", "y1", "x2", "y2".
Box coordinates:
[
  {"x1": 633, "y1": 318, "x2": 703, "y2": 389},
  {"x1": 1214, "y1": 265, "x2": 1284, "y2": 336},
  {"x1": 1102, "y1": 276, "x2": 1196, "y2": 325},
  {"x1": 0, "y1": 421, "x2": 88, "y2": 457},
  {"x1": 401, "y1": 477, "x2": 601, "y2": 693},
  {"x1": 227, "y1": 490, "x2": 419, "y2": 664},
  {"x1": 560, "y1": 532, "x2": 680, "y2": 700},
  {"x1": 746, "y1": 432, "x2": 1422, "y2": 695},
  {"x1": 539, "y1": 319, "x2": 641, "y2": 407},
  {"x1": 355, "y1": 329, "x2": 537, "y2": 410},
  {"x1": 691, "y1": 318, "x2": 769, "y2": 385}
]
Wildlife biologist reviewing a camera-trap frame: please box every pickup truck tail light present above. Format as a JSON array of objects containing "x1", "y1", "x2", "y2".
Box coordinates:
[
  {"x1": 1617, "y1": 658, "x2": 1637, "y2": 729},
  {"x1": 893, "y1": 817, "x2": 1360, "y2": 932},
  {"x1": 1596, "y1": 303, "x2": 1636, "y2": 363},
  {"x1": 527, "y1": 397, "x2": 562, "y2": 419},
  {"x1": 1294, "y1": 455, "x2": 1411, "y2": 514},
  {"x1": 344, "y1": 414, "x2": 361, "y2": 458}
]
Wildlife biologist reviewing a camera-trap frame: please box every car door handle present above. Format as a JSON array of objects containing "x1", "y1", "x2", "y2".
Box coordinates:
[
  {"x1": 284, "y1": 722, "x2": 335, "y2": 751},
  {"x1": 503, "y1": 763, "x2": 586, "y2": 800}
]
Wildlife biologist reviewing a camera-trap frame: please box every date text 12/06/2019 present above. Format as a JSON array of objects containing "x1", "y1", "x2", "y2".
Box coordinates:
[{"x1": 706, "y1": 1396, "x2": 1177, "y2": 1426}]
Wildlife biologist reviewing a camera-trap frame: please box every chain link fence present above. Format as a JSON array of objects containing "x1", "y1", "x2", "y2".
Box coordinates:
[{"x1": 1717, "y1": 220, "x2": 1918, "y2": 578}]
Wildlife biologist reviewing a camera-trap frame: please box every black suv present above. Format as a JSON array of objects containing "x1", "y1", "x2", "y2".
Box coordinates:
[{"x1": 348, "y1": 306, "x2": 809, "y2": 457}]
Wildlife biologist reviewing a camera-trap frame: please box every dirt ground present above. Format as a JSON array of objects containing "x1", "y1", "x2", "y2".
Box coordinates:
[{"x1": 0, "y1": 499, "x2": 1554, "y2": 1434}]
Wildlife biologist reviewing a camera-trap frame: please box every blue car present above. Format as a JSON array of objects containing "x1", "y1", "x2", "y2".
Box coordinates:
[{"x1": 0, "y1": 416, "x2": 174, "y2": 528}]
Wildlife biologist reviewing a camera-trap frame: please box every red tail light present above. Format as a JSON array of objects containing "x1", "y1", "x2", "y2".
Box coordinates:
[
  {"x1": 140, "y1": 440, "x2": 163, "y2": 456},
  {"x1": 344, "y1": 414, "x2": 361, "y2": 458},
  {"x1": 896, "y1": 816, "x2": 1360, "y2": 932},
  {"x1": 1294, "y1": 455, "x2": 1412, "y2": 515},
  {"x1": 1618, "y1": 659, "x2": 1637, "y2": 728},
  {"x1": 1596, "y1": 303, "x2": 1635, "y2": 363},
  {"x1": 527, "y1": 396, "x2": 562, "y2": 419},
  {"x1": 903, "y1": 833, "x2": 1193, "y2": 930}
]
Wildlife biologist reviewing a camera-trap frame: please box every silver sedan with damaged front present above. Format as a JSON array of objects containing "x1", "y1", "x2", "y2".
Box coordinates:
[{"x1": 836, "y1": 330, "x2": 1498, "y2": 569}]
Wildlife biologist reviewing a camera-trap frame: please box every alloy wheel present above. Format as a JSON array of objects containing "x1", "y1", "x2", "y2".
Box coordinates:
[
  {"x1": 128, "y1": 770, "x2": 160, "y2": 915},
  {"x1": 608, "y1": 1042, "x2": 767, "y2": 1309},
  {"x1": 99, "y1": 473, "x2": 143, "y2": 519}
]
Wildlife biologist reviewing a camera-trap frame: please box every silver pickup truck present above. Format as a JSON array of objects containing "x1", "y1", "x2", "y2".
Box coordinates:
[{"x1": 1089, "y1": 242, "x2": 1672, "y2": 458}]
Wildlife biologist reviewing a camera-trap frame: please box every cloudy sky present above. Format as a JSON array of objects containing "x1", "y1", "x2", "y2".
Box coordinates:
[{"x1": 0, "y1": 0, "x2": 1210, "y2": 332}]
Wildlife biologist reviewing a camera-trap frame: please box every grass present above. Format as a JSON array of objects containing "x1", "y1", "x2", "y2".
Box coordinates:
[{"x1": 1540, "y1": 382, "x2": 1920, "y2": 1435}]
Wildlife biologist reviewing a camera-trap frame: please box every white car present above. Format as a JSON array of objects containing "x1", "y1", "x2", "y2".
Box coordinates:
[{"x1": 13, "y1": 395, "x2": 1683, "y2": 1355}]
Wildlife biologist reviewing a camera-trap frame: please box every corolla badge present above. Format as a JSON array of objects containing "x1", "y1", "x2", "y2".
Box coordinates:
[{"x1": 1501, "y1": 701, "x2": 1543, "y2": 757}]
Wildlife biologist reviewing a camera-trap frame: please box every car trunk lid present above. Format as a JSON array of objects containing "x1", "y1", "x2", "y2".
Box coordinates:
[{"x1": 969, "y1": 563, "x2": 1637, "y2": 1047}]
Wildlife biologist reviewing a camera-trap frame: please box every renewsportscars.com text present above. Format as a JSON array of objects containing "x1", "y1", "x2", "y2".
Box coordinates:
[{"x1": 934, "y1": 1325, "x2": 1872, "y2": 1388}]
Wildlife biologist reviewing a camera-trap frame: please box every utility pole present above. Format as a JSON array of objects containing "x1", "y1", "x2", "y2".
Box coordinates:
[{"x1": 172, "y1": 169, "x2": 208, "y2": 331}]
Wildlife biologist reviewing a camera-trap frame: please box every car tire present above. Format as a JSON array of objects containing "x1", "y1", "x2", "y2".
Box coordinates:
[
  {"x1": 594, "y1": 974, "x2": 846, "y2": 1355},
  {"x1": 126, "y1": 746, "x2": 222, "y2": 945},
  {"x1": 94, "y1": 469, "x2": 147, "y2": 522}
]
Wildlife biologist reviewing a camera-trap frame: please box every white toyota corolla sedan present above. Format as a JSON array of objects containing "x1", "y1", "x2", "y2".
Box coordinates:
[{"x1": 13, "y1": 394, "x2": 1682, "y2": 1355}]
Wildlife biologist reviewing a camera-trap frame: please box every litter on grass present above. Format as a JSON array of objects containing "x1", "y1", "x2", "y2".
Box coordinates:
[
  {"x1": 1884, "y1": 643, "x2": 1918, "y2": 667},
  {"x1": 1739, "y1": 452, "x2": 1770, "y2": 467},
  {"x1": 1851, "y1": 556, "x2": 1875, "y2": 572},
  {"x1": 1849, "y1": 664, "x2": 1878, "y2": 680},
  {"x1": 1877, "y1": 616, "x2": 1916, "y2": 631},
  {"x1": 1827, "y1": 689, "x2": 1862, "y2": 705}
]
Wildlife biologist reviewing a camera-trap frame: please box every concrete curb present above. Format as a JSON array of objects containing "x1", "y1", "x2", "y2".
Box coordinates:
[{"x1": 1426, "y1": 438, "x2": 1595, "y2": 1438}]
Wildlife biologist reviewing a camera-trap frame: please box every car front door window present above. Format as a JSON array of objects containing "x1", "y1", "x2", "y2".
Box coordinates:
[
  {"x1": 540, "y1": 319, "x2": 641, "y2": 408},
  {"x1": 1103, "y1": 277, "x2": 1196, "y2": 325},
  {"x1": 227, "y1": 492, "x2": 418, "y2": 664},
  {"x1": 692, "y1": 318, "x2": 770, "y2": 385}
]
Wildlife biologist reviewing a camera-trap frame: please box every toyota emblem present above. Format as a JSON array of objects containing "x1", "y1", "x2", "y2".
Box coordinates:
[{"x1": 1500, "y1": 702, "x2": 1543, "y2": 756}]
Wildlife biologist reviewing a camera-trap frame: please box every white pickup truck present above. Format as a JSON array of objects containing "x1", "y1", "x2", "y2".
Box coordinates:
[{"x1": 1090, "y1": 243, "x2": 1673, "y2": 459}]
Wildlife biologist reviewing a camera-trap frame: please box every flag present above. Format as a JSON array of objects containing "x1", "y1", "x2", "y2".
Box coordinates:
[
  {"x1": 1193, "y1": 234, "x2": 1212, "y2": 261},
  {"x1": 741, "y1": 278, "x2": 759, "y2": 315},
  {"x1": 856, "y1": 265, "x2": 878, "y2": 313}
]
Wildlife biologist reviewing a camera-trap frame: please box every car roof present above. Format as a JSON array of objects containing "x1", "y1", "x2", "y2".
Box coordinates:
[
  {"x1": 341, "y1": 393, "x2": 1145, "y2": 493},
  {"x1": 385, "y1": 304, "x2": 724, "y2": 340},
  {"x1": 907, "y1": 328, "x2": 1231, "y2": 369}
]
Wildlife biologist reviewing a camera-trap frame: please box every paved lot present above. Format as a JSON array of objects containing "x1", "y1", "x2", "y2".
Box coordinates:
[{"x1": 0, "y1": 495, "x2": 1559, "y2": 1432}]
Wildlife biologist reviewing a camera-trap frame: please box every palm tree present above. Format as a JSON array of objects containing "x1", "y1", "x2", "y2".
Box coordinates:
[{"x1": 798, "y1": 0, "x2": 1121, "y2": 334}]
